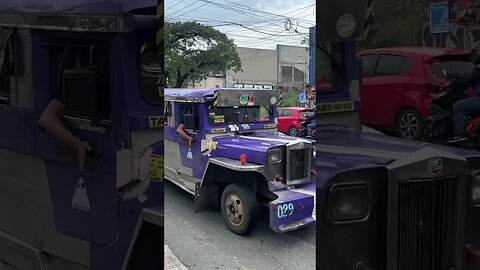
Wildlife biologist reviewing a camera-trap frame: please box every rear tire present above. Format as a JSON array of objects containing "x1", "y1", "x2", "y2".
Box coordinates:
[
  {"x1": 396, "y1": 108, "x2": 424, "y2": 140},
  {"x1": 289, "y1": 126, "x2": 298, "y2": 137},
  {"x1": 221, "y1": 184, "x2": 258, "y2": 235}
]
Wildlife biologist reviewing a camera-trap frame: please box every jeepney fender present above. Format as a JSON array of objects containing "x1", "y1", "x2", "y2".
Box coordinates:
[{"x1": 194, "y1": 157, "x2": 277, "y2": 212}]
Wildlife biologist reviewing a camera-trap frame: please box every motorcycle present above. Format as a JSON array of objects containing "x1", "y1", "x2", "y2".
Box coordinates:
[
  {"x1": 299, "y1": 119, "x2": 316, "y2": 139},
  {"x1": 423, "y1": 73, "x2": 480, "y2": 149}
]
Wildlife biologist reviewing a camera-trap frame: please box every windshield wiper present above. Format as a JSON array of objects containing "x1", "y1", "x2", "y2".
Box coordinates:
[{"x1": 235, "y1": 130, "x2": 256, "y2": 137}]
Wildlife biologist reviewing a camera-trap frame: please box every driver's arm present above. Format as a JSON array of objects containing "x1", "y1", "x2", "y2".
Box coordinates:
[
  {"x1": 39, "y1": 99, "x2": 91, "y2": 169},
  {"x1": 176, "y1": 123, "x2": 193, "y2": 145}
]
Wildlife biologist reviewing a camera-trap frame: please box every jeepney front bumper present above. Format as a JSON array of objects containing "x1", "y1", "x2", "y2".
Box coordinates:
[{"x1": 269, "y1": 183, "x2": 315, "y2": 233}]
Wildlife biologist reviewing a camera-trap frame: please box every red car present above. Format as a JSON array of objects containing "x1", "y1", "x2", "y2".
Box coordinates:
[
  {"x1": 358, "y1": 47, "x2": 473, "y2": 140},
  {"x1": 278, "y1": 107, "x2": 314, "y2": 136}
]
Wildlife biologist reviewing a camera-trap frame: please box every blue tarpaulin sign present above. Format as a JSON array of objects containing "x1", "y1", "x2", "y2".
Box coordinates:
[{"x1": 430, "y1": 2, "x2": 449, "y2": 34}]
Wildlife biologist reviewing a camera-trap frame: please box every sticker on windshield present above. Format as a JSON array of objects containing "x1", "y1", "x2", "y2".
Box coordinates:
[
  {"x1": 318, "y1": 101, "x2": 355, "y2": 114},
  {"x1": 239, "y1": 95, "x2": 249, "y2": 105},
  {"x1": 149, "y1": 116, "x2": 164, "y2": 128},
  {"x1": 241, "y1": 124, "x2": 251, "y2": 130},
  {"x1": 213, "y1": 115, "x2": 225, "y2": 124},
  {"x1": 229, "y1": 124, "x2": 240, "y2": 132},
  {"x1": 211, "y1": 128, "x2": 227, "y2": 133},
  {"x1": 210, "y1": 141, "x2": 218, "y2": 151},
  {"x1": 150, "y1": 154, "x2": 164, "y2": 182}
]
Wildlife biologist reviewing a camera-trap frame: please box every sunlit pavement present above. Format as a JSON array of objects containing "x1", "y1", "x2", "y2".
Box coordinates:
[{"x1": 164, "y1": 181, "x2": 315, "y2": 270}]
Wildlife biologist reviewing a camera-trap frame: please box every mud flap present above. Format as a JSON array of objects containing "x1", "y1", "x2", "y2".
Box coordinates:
[{"x1": 194, "y1": 182, "x2": 219, "y2": 212}]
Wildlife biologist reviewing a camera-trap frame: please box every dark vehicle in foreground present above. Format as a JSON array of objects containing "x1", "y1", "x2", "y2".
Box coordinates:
[
  {"x1": 358, "y1": 47, "x2": 473, "y2": 140},
  {"x1": 316, "y1": 1, "x2": 480, "y2": 269}
]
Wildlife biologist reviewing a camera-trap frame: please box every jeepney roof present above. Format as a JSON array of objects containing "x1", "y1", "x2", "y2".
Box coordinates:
[
  {"x1": 165, "y1": 88, "x2": 217, "y2": 98},
  {"x1": 0, "y1": 0, "x2": 155, "y2": 33},
  {"x1": 0, "y1": 0, "x2": 154, "y2": 14},
  {"x1": 165, "y1": 88, "x2": 277, "y2": 98}
]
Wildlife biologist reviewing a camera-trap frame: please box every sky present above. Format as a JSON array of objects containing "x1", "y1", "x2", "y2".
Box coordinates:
[{"x1": 165, "y1": 0, "x2": 316, "y2": 50}]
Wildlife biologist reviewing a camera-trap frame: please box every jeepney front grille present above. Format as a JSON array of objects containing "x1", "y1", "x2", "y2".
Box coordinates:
[
  {"x1": 286, "y1": 144, "x2": 311, "y2": 185},
  {"x1": 398, "y1": 176, "x2": 458, "y2": 270}
]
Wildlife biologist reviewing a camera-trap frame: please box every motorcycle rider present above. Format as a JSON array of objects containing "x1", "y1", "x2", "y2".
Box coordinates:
[
  {"x1": 305, "y1": 111, "x2": 316, "y2": 137},
  {"x1": 448, "y1": 48, "x2": 480, "y2": 143}
]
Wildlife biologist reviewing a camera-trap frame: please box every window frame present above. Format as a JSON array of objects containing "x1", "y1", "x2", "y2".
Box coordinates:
[{"x1": 373, "y1": 54, "x2": 411, "y2": 77}]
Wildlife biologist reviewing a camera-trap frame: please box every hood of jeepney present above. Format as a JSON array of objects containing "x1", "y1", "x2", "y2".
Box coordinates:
[
  {"x1": 211, "y1": 132, "x2": 314, "y2": 165},
  {"x1": 318, "y1": 127, "x2": 480, "y2": 166}
]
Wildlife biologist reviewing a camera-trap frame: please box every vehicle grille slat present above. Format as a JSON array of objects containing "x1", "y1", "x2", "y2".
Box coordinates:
[
  {"x1": 288, "y1": 148, "x2": 309, "y2": 180},
  {"x1": 398, "y1": 176, "x2": 457, "y2": 270}
]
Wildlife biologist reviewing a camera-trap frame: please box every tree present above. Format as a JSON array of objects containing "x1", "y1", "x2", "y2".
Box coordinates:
[
  {"x1": 165, "y1": 22, "x2": 242, "y2": 88},
  {"x1": 358, "y1": 0, "x2": 424, "y2": 50}
]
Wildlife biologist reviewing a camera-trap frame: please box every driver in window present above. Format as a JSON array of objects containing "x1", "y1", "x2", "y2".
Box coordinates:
[
  {"x1": 38, "y1": 47, "x2": 91, "y2": 170},
  {"x1": 177, "y1": 107, "x2": 194, "y2": 146}
]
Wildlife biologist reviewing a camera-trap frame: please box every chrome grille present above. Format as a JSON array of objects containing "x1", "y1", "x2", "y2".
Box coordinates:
[
  {"x1": 398, "y1": 176, "x2": 458, "y2": 270},
  {"x1": 286, "y1": 142, "x2": 312, "y2": 185}
]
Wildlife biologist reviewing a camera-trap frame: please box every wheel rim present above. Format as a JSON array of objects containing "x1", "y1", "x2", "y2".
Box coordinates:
[
  {"x1": 290, "y1": 128, "x2": 297, "y2": 136},
  {"x1": 225, "y1": 193, "x2": 244, "y2": 227},
  {"x1": 399, "y1": 113, "x2": 419, "y2": 139}
]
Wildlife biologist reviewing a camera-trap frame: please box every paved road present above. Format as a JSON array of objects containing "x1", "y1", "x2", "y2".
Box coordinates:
[{"x1": 164, "y1": 181, "x2": 315, "y2": 270}]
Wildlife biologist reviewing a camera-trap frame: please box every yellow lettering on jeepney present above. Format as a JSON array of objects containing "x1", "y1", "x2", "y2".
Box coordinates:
[
  {"x1": 150, "y1": 154, "x2": 164, "y2": 182},
  {"x1": 149, "y1": 116, "x2": 164, "y2": 128},
  {"x1": 318, "y1": 101, "x2": 355, "y2": 114}
]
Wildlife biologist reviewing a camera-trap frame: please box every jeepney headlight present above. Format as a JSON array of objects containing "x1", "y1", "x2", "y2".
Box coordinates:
[
  {"x1": 472, "y1": 171, "x2": 480, "y2": 205},
  {"x1": 328, "y1": 183, "x2": 370, "y2": 223},
  {"x1": 267, "y1": 148, "x2": 282, "y2": 163}
]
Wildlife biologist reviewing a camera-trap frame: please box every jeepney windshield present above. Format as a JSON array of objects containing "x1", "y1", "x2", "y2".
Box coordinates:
[
  {"x1": 317, "y1": 42, "x2": 345, "y2": 92},
  {"x1": 208, "y1": 106, "x2": 273, "y2": 125}
]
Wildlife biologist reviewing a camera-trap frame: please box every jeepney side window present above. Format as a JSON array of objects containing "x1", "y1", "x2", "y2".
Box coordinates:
[
  {"x1": 51, "y1": 44, "x2": 111, "y2": 120},
  {"x1": 317, "y1": 42, "x2": 344, "y2": 92},
  {"x1": 165, "y1": 101, "x2": 175, "y2": 127},
  {"x1": 178, "y1": 104, "x2": 199, "y2": 132},
  {"x1": 139, "y1": 42, "x2": 163, "y2": 105},
  {"x1": 207, "y1": 106, "x2": 272, "y2": 125},
  {"x1": 0, "y1": 28, "x2": 15, "y2": 105}
]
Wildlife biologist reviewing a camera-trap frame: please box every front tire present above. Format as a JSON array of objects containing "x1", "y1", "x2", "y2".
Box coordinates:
[
  {"x1": 221, "y1": 184, "x2": 258, "y2": 235},
  {"x1": 396, "y1": 108, "x2": 424, "y2": 140}
]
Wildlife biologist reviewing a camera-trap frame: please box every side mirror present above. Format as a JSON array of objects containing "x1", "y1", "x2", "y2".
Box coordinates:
[
  {"x1": 184, "y1": 114, "x2": 196, "y2": 130},
  {"x1": 62, "y1": 68, "x2": 99, "y2": 119}
]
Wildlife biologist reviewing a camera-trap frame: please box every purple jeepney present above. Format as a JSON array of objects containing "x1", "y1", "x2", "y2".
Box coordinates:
[
  {"x1": 316, "y1": 1, "x2": 480, "y2": 269},
  {"x1": 165, "y1": 88, "x2": 315, "y2": 234},
  {"x1": 0, "y1": 1, "x2": 163, "y2": 269}
]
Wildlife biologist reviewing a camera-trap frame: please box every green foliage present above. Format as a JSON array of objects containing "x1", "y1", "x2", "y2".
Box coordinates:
[
  {"x1": 279, "y1": 92, "x2": 299, "y2": 107},
  {"x1": 358, "y1": 0, "x2": 425, "y2": 51},
  {"x1": 165, "y1": 22, "x2": 242, "y2": 88}
]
